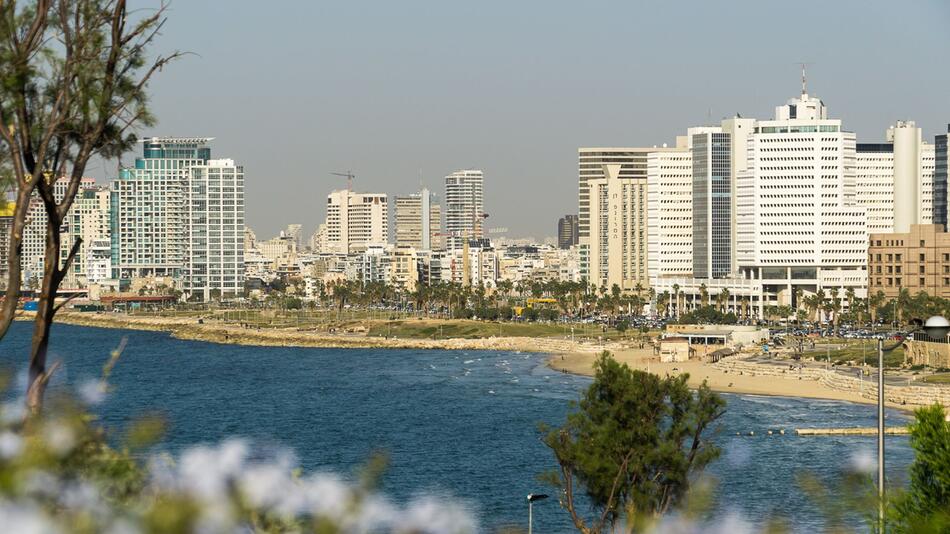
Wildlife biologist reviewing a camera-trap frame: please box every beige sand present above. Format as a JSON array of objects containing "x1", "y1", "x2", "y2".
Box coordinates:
[{"x1": 549, "y1": 349, "x2": 905, "y2": 410}]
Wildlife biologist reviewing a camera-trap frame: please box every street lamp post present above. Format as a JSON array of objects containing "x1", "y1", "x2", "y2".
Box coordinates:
[
  {"x1": 875, "y1": 315, "x2": 950, "y2": 529},
  {"x1": 526, "y1": 493, "x2": 549, "y2": 534}
]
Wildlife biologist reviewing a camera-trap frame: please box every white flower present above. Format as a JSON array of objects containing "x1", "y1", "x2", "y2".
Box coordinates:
[
  {"x1": 0, "y1": 431, "x2": 24, "y2": 459},
  {"x1": 850, "y1": 448, "x2": 876, "y2": 474},
  {"x1": 397, "y1": 496, "x2": 478, "y2": 534},
  {"x1": 77, "y1": 380, "x2": 106, "y2": 406},
  {"x1": 42, "y1": 423, "x2": 76, "y2": 456},
  {"x1": 0, "y1": 501, "x2": 62, "y2": 534}
]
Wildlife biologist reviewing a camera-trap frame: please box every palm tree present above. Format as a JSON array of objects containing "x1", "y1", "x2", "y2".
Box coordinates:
[
  {"x1": 719, "y1": 288, "x2": 730, "y2": 314},
  {"x1": 699, "y1": 283, "x2": 709, "y2": 307},
  {"x1": 658, "y1": 291, "x2": 671, "y2": 317},
  {"x1": 672, "y1": 283, "x2": 680, "y2": 318},
  {"x1": 869, "y1": 290, "x2": 886, "y2": 327}
]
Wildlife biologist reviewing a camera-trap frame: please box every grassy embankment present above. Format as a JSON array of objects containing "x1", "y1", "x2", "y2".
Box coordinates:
[
  {"x1": 801, "y1": 340, "x2": 905, "y2": 367},
  {"x1": 126, "y1": 309, "x2": 649, "y2": 341}
]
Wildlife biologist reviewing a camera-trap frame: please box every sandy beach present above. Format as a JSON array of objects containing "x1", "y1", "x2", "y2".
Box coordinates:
[{"x1": 548, "y1": 349, "x2": 913, "y2": 410}]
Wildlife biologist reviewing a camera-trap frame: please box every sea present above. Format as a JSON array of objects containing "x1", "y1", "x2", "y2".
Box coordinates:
[{"x1": 0, "y1": 322, "x2": 915, "y2": 532}]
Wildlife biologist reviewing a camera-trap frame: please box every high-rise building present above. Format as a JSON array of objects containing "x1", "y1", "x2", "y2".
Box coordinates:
[
  {"x1": 854, "y1": 122, "x2": 937, "y2": 235},
  {"x1": 692, "y1": 128, "x2": 732, "y2": 279},
  {"x1": 325, "y1": 189, "x2": 388, "y2": 254},
  {"x1": 579, "y1": 147, "x2": 679, "y2": 290},
  {"x1": 735, "y1": 91, "x2": 867, "y2": 304},
  {"x1": 444, "y1": 169, "x2": 484, "y2": 250},
  {"x1": 113, "y1": 137, "x2": 245, "y2": 300},
  {"x1": 394, "y1": 188, "x2": 442, "y2": 251},
  {"x1": 935, "y1": 125, "x2": 950, "y2": 230},
  {"x1": 646, "y1": 141, "x2": 692, "y2": 280},
  {"x1": 182, "y1": 159, "x2": 245, "y2": 300},
  {"x1": 557, "y1": 215, "x2": 578, "y2": 250}
]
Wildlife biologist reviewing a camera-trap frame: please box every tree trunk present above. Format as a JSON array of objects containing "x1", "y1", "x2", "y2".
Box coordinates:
[{"x1": 26, "y1": 218, "x2": 63, "y2": 415}]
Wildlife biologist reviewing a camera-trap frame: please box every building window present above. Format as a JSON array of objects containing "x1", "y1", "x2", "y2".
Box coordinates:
[{"x1": 921, "y1": 277, "x2": 926, "y2": 286}]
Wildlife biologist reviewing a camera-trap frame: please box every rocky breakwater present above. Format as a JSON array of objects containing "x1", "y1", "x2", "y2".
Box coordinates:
[{"x1": 50, "y1": 312, "x2": 612, "y2": 355}]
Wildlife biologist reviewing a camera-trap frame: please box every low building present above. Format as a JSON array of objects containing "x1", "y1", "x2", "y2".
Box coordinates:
[
  {"x1": 659, "y1": 337, "x2": 692, "y2": 362},
  {"x1": 868, "y1": 224, "x2": 950, "y2": 299},
  {"x1": 664, "y1": 324, "x2": 769, "y2": 347}
]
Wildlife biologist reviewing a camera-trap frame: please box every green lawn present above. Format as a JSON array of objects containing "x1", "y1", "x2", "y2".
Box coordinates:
[
  {"x1": 919, "y1": 373, "x2": 950, "y2": 384},
  {"x1": 364, "y1": 319, "x2": 648, "y2": 340},
  {"x1": 801, "y1": 341, "x2": 904, "y2": 368}
]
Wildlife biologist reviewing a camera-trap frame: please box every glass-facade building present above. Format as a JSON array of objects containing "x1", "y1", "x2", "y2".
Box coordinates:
[
  {"x1": 936, "y1": 125, "x2": 949, "y2": 230},
  {"x1": 692, "y1": 131, "x2": 732, "y2": 279}
]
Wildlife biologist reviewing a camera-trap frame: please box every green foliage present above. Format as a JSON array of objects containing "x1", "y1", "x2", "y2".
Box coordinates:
[
  {"x1": 615, "y1": 320, "x2": 629, "y2": 334},
  {"x1": 888, "y1": 405, "x2": 950, "y2": 533},
  {"x1": 678, "y1": 305, "x2": 738, "y2": 325},
  {"x1": 541, "y1": 352, "x2": 725, "y2": 532}
]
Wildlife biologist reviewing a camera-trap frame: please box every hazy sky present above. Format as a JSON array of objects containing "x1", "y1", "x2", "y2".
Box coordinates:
[{"x1": 92, "y1": 0, "x2": 950, "y2": 240}]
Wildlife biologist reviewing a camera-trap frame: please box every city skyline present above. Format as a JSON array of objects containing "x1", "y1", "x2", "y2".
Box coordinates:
[{"x1": 71, "y1": 0, "x2": 949, "y2": 239}]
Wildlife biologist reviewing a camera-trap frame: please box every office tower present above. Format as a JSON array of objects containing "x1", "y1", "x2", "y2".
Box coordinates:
[
  {"x1": 579, "y1": 147, "x2": 679, "y2": 290},
  {"x1": 692, "y1": 128, "x2": 732, "y2": 279},
  {"x1": 646, "y1": 140, "x2": 693, "y2": 279},
  {"x1": 113, "y1": 137, "x2": 245, "y2": 300},
  {"x1": 395, "y1": 188, "x2": 442, "y2": 250},
  {"x1": 557, "y1": 215, "x2": 578, "y2": 250},
  {"x1": 182, "y1": 159, "x2": 245, "y2": 300},
  {"x1": 325, "y1": 189, "x2": 388, "y2": 254},
  {"x1": 935, "y1": 125, "x2": 949, "y2": 230},
  {"x1": 444, "y1": 169, "x2": 484, "y2": 250},
  {"x1": 735, "y1": 90, "x2": 867, "y2": 303},
  {"x1": 854, "y1": 122, "x2": 937, "y2": 234}
]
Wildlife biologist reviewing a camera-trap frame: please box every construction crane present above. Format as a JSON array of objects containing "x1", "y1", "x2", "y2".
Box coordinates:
[{"x1": 331, "y1": 171, "x2": 355, "y2": 191}]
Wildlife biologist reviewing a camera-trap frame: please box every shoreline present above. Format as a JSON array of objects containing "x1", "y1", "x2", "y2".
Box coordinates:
[
  {"x1": 36, "y1": 311, "x2": 612, "y2": 355},
  {"x1": 547, "y1": 350, "x2": 935, "y2": 413},
  {"x1": 25, "y1": 312, "x2": 944, "y2": 412}
]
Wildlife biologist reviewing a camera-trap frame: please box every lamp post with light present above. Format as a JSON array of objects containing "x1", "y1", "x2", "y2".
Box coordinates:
[
  {"x1": 876, "y1": 315, "x2": 950, "y2": 528},
  {"x1": 526, "y1": 493, "x2": 549, "y2": 534}
]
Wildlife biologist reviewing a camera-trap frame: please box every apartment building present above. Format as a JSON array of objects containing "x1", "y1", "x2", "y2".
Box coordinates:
[{"x1": 182, "y1": 159, "x2": 245, "y2": 300}]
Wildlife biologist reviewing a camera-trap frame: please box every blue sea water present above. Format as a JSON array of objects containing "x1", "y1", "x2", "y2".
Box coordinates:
[{"x1": 0, "y1": 322, "x2": 914, "y2": 532}]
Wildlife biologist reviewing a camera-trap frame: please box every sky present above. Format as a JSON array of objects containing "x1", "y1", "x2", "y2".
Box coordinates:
[{"x1": 91, "y1": 0, "x2": 950, "y2": 240}]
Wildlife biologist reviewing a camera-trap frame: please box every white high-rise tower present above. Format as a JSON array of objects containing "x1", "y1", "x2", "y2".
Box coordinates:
[{"x1": 444, "y1": 169, "x2": 484, "y2": 250}]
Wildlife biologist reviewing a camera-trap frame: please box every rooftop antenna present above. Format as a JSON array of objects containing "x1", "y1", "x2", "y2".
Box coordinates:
[{"x1": 798, "y1": 62, "x2": 811, "y2": 95}]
